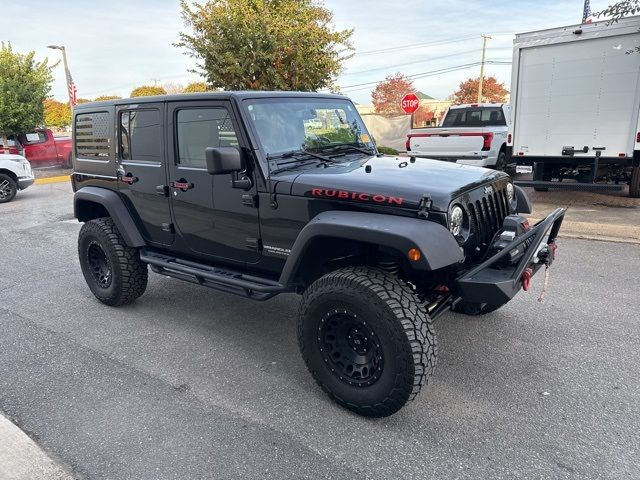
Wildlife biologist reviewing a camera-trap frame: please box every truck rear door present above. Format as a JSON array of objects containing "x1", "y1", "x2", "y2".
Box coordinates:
[{"x1": 513, "y1": 32, "x2": 640, "y2": 158}]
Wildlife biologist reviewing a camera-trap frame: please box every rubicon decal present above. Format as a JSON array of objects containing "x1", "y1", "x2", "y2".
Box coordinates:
[{"x1": 310, "y1": 188, "x2": 404, "y2": 205}]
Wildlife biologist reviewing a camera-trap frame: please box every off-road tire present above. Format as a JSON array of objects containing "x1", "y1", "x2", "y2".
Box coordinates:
[
  {"x1": 78, "y1": 217, "x2": 148, "y2": 306},
  {"x1": 630, "y1": 165, "x2": 640, "y2": 198},
  {"x1": 452, "y1": 301, "x2": 502, "y2": 316},
  {"x1": 298, "y1": 266, "x2": 436, "y2": 418},
  {"x1": 0, "y1": 173, "x2": 18, "y2": 203}
]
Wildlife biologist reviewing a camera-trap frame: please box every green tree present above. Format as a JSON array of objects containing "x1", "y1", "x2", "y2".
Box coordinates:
[
  {"x1": 43, "y1": 98, "x2": 71, "y2": 128},
  {"x1": 0, "y1": 43, "x2": 54, "y2": 146},
  {"x1": 175, "y1": 0, "x2": 354, "y2": 91},
  {"x1": 130, "y1": 85, "x2": 167, "y2": 97},
  {"x1": 597, "y1": 1, "x2": 640, "y2": 53},
  {"x1": 183, "y1": 81, "x2": 209, "y2": 93},
  {"x1": 94, "y1": 95, "x2": 122, "y2": 101}
]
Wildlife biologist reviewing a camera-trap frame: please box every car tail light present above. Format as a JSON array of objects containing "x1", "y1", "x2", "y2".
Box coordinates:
[
  {"x1": 405, "y1": 136, "x2": 411, "y2": 151},
  {"x1": 637, "y1": 132, "x2": 640, "y2": 143},
  {"x1": 481, "y1": 133, "x2": 494, "y2": 151},
  {"x1": 507, "y1": 133, "x2": 512, "y2": 144}
]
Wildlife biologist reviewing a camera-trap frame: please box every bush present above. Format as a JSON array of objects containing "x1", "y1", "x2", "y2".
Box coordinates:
[
  {"x1": 377, "y1": 146, "x2": 399, "y2": 155},
  {"x1": 130, "y1": 85, "x2": 167, "y2": 97}
]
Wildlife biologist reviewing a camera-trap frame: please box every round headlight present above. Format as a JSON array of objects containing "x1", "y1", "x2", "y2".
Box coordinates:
[
  {"x1": 449, "y1": 205, "x2": 464, "y2": 237},
  {"x1": 506, "y1": 182, "x2": 515, "y2": 203}
]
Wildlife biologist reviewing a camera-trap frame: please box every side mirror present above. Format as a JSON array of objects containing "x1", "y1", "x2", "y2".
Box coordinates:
[{"x1": 205, "y1": 147, "x2": 244, "y2": 175}]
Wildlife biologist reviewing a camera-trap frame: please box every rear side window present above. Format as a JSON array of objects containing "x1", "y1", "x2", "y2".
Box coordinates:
[
  {"x1": 75, "y1": 111, "x2": 111, "y2": 158},
  {"x1": 176, "y1": 108, "x2": 239, "y2": 168},
  {"x1": 441, "y1": 107, "x2": 506, "y2": 128},
  {"x1": 22, "y1": 131, "x2": 47, "y2": 144},
  {"x1": 120, "y1": 109, "x2": 161, "y2": 162}
]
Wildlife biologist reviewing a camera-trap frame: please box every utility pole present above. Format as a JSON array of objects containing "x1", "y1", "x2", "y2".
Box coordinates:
[{"x1": 477, "y1": 34, "x2": 491, "y2": 103}]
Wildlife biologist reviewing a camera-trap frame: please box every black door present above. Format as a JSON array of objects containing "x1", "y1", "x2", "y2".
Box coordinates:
[
  {"x1": 116, "y1": 104, "x2": 174, "y2": 246},
  {"x1": 167, "y1": 101, "x2": 261, "y2": 264}
]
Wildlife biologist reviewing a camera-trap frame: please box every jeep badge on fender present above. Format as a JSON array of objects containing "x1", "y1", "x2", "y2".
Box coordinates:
[{"x1": 71, "y1": 91, "x2": 565, "y2": 418}]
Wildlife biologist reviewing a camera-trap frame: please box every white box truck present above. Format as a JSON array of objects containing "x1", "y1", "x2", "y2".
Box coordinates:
[{"x1": 507, "y1": 16, "x2": 640, "y2": 197}]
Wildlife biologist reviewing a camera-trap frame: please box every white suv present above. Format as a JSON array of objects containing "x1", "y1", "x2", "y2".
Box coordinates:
[{"x1": 0, "y1": 154, "x2": 34, "y2": 203}]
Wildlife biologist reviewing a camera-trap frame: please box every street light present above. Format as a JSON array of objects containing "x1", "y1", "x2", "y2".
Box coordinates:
[{"x1": 47, "y1": 45, "x2": 76, "y2": 109}]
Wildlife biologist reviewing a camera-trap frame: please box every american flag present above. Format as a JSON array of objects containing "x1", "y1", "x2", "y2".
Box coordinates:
[
  {"x1": 582, "y1": 0, "x2": 592, "y2": 23},
  {"x1": 66, "y1": 68, "x2": 77, "y2": 106}
]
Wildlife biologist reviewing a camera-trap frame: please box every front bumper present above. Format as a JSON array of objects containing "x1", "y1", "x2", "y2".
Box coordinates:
[{"x1": 455, "y1": 208, "x2": 565, "y2": 306}]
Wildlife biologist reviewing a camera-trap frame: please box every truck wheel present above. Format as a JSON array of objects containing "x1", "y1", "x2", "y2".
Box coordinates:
[
  {"x1": 298, "y1": 267, "x2": 436, "y2": 417},
  {"x1": 78, "y1": 217, "x2": 148, "y2": 306},
  {"x1": 452, "y1": 301, "x2": 502, "y2": 316},
  {"x1": 0, "y1": 174, "x2": 18, "y2": 203},
  {"x1": 495, "y1": 151, "x2": 507, "y2": 171},
  {"x1": 64, "y1": 153, "x2": 73, "y2": 169},
  {"x1": 630, "y1": 166, "x2": 640, "y2": 198}
]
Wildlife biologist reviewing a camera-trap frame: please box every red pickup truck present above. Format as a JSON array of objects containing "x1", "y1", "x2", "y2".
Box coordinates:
[{"x1": 2, "y1": 129, "x2": 72, "y2": 168}]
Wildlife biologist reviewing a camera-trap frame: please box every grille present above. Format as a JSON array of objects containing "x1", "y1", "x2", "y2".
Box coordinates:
[{"x1": 465, "y1": 184, "x2": 510, "y2": 250}]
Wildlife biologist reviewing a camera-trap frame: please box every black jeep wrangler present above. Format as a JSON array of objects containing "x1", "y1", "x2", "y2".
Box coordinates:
[{"x1": 71, "y1": 92, "x2": 564, "y2": 417}]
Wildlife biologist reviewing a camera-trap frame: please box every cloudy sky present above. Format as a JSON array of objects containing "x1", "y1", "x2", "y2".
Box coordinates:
[{"x1": 3, "y1": 0, "x2": 611, "y2": 104}]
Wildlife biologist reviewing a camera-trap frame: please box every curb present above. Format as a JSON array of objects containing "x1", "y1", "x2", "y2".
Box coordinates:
[
  {"x1": 34, "y1": 176, "x2": 70, "y2": 185},
  {"x1": 529, "y1": 217, "x2": 640, "y2": 245},
  {"x1": 0, "y1": 414, "x2": 73, "y2": 480}
]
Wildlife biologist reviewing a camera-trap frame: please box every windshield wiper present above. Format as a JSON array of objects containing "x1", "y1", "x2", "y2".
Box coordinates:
[
  {"x1": 316, "y1": 144, "x2": 376, "y2": 156},
  {"x1": 268, "y1": 149, "x2": 338, "y2": 175}
]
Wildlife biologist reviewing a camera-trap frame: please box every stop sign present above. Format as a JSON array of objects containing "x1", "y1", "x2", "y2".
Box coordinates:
[{"x1": 400, "y1": 93, "x2": 420, "y2": 114}]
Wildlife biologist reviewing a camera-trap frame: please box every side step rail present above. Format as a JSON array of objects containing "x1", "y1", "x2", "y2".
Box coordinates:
[
  {"x1": 515, "y1": 180, "x2": 624, "y2": 191},
  {"x1": 140, "y1": 250, "x2": 288, "y2": 301}
]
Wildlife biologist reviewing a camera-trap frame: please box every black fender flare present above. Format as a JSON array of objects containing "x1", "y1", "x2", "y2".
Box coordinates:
[
  {"x1": 514, "y1": 185, "x2": 532, "y2": 214},
  {"x1": 74, "y1": 186, "x2": 145, "y2": 247},
  {"x1": 278, "y1": 210, "x2": 463, "y2": 286}
]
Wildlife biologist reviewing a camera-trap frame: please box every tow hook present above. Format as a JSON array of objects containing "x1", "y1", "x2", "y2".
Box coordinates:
[{"x1": 522, "y1": 267, "x2": 533, "y2": 291}]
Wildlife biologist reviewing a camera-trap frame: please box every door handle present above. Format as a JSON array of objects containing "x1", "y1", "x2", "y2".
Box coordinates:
[
  {"x1": 120, "y1": 173, "x2": 138, "y2": 185},
  {"x1": 170, "y1": 179, "x2": 194, "y2": 192}
]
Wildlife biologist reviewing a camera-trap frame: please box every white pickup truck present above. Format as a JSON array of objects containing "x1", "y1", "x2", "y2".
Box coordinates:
[
  {"x1": 0, "y1": 154, "x2": 34, "y2": 203},
  {"x1": 406, "y1": 103, "x2": 510, "y2": 170}
]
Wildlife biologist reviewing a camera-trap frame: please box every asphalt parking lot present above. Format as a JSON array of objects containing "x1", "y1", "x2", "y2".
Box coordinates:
[{"x1": 1, "y1": 182, "x2": 639, "y2": 479}]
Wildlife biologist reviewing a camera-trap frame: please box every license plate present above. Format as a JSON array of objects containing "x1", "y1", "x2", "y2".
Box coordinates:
[{"x1": 516, "y1": 165, "x2": 533, "y2": 174}]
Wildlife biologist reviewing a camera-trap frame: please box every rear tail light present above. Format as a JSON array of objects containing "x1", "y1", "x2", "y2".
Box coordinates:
[
  {"x1": 481, "y1": 133, "x2": 494, "y2": 151},
  {"x1": 636, "y1": 132, "x2": 640, "y2": 143},
  {"x1": 405, "y1": 136, "x2": 411, "y2": 151},
  {"x1": 507, "y1": 133, "x2": 512, "y2": 144}
]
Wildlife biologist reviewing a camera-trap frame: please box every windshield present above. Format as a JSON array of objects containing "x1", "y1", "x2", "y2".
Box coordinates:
[
  {"x1": 244, "y1": 98, "x2": 374, "y2": 158},
  {"x1": 441, "y1": 107, "x2": 506, "y2": 128}
]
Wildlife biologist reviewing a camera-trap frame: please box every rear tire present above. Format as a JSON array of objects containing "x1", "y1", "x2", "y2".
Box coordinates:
[
  {"x1": 452, "y1": 301, "x2": 502, "y2": 316},
  {"x1": 494, "y1": 151, "x2": 507, "y2": 171},
  {"x1": 298, "y1": 267, "x2": 436, "y2": 418},
  {"x1": 630, "y1": 165, "x2": 640, "y2": 198},
  {"x1": 64, "y1": 153, "x2": 73, "y2": 169},
  {"x1": 0, "y1": 174, "x2": 18, "y2": 203},
  {"x1": 78, "y1": 217, "x2": 148, "y2": 306}
]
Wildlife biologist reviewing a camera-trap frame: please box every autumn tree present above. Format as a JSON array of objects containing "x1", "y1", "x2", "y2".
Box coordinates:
[
  {"x1": 175, "y1": 0, "x2": 353, "y2": 91},
  {"x1": 0, "y1": 43, "x2": 54, "y2": 146},
  {"x1": 371, "y1": 73, "x2": 414, "y2": 115},
  {"x1": 452, "y1": 76, "x2": 508, "y2": 104},
  {"x1": 94, "y1": 95, "x2": 122, "y2": 101},
  {"x1": 43, "y1": 99, "x2": 71, "y2": 127},
  {"x1": 130, "y1": 85, "x2": 167, "y2": 97},
  {"x1": 413, "y1": 107, "x2": 435, "y2": 127},
  {"x1": 183, "y1": 81, "x2": 209, "y2": 93}
]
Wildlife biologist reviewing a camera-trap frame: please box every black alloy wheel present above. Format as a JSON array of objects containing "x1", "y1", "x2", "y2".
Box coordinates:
[
  {"x1": 87, "y1": 241, "x2": 112, "y2": 288},
  {"x1": 318, "y1": 308, "x2": 384, "y2": 387}
]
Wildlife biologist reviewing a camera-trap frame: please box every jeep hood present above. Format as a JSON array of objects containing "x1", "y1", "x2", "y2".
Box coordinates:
[{"x1": 284, "y1": 155, "x2": 509, "y2": 212}]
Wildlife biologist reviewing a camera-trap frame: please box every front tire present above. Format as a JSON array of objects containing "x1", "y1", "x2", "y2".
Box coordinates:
[
  {"x1": 298, "y1": 267, "x2": 436, "y2": 417},
  {"x1": 78, "y1": 217, "x2": 148, "y2": 306},
  {"x1": 0, "y1": 174, "x2": 18, "y2": 203}
]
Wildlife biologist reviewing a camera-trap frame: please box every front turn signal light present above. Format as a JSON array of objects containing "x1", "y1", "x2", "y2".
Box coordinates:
[{"x1": 407, "y1": 248, "x2": 422, "y2": 262}]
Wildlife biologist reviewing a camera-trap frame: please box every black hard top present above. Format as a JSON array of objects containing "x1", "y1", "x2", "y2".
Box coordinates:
[{"x1": 75, "y1": 91, "x2": 347, "y2": 109}]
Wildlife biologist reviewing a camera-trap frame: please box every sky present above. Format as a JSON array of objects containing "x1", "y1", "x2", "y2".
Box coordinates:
[{"x1": 2, "y1": 0, "x2": 612, "y2": 105}]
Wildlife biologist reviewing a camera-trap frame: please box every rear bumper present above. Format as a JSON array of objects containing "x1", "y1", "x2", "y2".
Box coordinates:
[
  {"x1": 456, "y1": 207, "x2": 565, "y2": 306},
  {"x1": 411, "y1": 154, "x2": 493, "y2": 166},
  {"x1": 17, "y1": 177, "x2": 34, "y2": 190}
]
